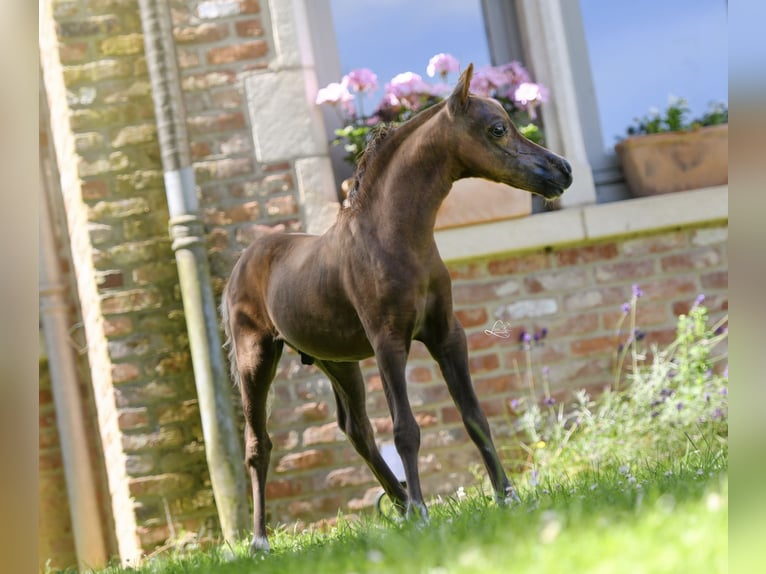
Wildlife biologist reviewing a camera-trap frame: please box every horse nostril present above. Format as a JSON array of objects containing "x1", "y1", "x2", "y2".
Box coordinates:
[{"x1": 560, "y1": 158, "x2": 572, "y2": 176}]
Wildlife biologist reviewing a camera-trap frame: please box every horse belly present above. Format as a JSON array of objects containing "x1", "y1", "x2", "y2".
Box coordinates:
[{"x1": 266, "y1": 289, "x2": 374, "y2": 362}]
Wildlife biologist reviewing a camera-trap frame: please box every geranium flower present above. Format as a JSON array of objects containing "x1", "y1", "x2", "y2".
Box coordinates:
[
  {"x1": 343, "y1": 68, "x2": 378, "y2": 93},
  {"x1": 315, "y1": 81, "x2": 355, "y2": 115},
  {"x1": 426, "y1": 53, "x2": 460, "y2": 79}
]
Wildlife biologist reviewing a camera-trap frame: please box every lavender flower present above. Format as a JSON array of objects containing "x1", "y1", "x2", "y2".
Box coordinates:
[
  {"x1": 693, "y1": 293, "x2": 706, "y2": 307},
  {"x1": 544, "y1": 396, "x2": 556, "y2": 406},
  {"x1": 621, "y1": 302, "x2": 631, "y2": 314},
  {"x1": 632, "y1": 284, "x2": 644, "y2": 298}
]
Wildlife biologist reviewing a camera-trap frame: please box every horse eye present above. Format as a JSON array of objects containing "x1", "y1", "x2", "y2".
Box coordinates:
[{"x1": 489, "y1": 122, "x2": 507, "y2": 138}]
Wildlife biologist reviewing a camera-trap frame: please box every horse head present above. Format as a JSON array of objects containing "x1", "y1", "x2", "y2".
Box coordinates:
[{"x1": 446, "y1": 63, "x2": 573, "y2": 199}]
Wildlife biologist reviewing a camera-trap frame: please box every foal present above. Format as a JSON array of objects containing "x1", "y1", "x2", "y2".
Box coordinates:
[{"x1": 222, "y1": 63, "x2": 572, "y2": 553}]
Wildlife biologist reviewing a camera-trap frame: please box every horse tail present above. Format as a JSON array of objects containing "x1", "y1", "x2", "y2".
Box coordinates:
[{"x1": 220, "y1": 290, "x2": 240, "y2": 388}]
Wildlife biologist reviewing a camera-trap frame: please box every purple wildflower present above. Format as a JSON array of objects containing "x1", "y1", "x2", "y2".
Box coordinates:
[
  {"x1": 632, "y1": 284, "x2": 644, "y2": 298},
  {"x1": 634, "y1": 329, "x2": 646, "y2": 341},
  {"x1": 694, "y1": 293, "x2": 706, "y2": 307},
  {"x1": 621, "y1": 302, "x2": 631, "y2": 314},
  {"x1": 544, "y1": 396, "x2": 556, "y2": 406},
  {"x1": 676, "y1": 402, "x2": 684, "y2": 411}
]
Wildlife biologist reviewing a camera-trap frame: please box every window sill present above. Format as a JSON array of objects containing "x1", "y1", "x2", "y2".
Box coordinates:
[{"x1": 434, "y1": 185, "x2": 728, "y2": 264}]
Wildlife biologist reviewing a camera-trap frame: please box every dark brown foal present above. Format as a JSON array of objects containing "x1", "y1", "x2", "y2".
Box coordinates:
[{"x1": 221, "y1": 63, "x2": 572, "y2": 553}]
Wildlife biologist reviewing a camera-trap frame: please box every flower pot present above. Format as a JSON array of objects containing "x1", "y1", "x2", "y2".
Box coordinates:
[
  {"x1": 615, "y1": 124, "x2": 728, "y2": 197},
  {"x1": 435, "y1": 178, "x2": 532, "y2": 230}
]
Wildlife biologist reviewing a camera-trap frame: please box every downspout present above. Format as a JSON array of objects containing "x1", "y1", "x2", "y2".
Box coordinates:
[
  {"x1": 136, "y1": 0, "x2": 250, "y2": 542},
  {"x1": 39, "y1": 172, "x2": 108, "y2": 570}
]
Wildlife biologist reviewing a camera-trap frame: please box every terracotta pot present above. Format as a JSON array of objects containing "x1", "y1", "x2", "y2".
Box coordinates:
[
  {"x1": 615, "y1": 124, "x2": 728, "y2": 197},
  {"x1": 435, "y1": 178, "x2": 532, "y2": 230}
]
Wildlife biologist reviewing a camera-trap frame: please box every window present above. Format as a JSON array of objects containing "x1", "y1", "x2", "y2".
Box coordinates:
[{"x1": 580, "y1": 0, "x2": 728, "y2": 149}]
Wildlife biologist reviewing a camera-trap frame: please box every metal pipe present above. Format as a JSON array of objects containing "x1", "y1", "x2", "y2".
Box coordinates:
[
  {"x1": 39, "y1": 172, "x2": 108, "y2": 570},
  {"x1": 137, "y1": 0, "x2": 250, "y2": 542}
]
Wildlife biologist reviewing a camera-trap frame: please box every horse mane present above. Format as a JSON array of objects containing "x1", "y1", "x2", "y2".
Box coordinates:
[{"x1": 342, "y1": 100, "x2": 447, "y2": 212}]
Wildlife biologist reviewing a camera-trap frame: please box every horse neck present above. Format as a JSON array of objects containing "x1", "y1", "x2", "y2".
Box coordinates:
[{"x1": 356, "y1": 110, "x2": 457, "y2": 245}]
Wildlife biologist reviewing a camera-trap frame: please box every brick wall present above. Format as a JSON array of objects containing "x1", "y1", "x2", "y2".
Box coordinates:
[
  {"x1": 41, "y1": 0, "x2": 302, "y2": 559},
  {"x1": 256, "y1": 224, "x2": 728, "y2": 526}
]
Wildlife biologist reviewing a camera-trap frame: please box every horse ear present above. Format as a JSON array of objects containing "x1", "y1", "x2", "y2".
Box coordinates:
[{"x1": 448, "y1": 62, "x2": 473, "y2": 115}]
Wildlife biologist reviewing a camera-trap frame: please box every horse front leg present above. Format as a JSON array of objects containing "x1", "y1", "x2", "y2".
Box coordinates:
[
  {"x1": 374, "y1": 338, "x2": 429, "y2": 522},
  {"x1": 422, "y1": 317, "x2": 517, "y2": 504}
]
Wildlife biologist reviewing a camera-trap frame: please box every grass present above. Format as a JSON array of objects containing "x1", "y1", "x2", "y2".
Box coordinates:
[
  {"x1": 88, "y1": 448, "x2": 726, "y2": 574},
  {"x1": 72, "y1": 294, "x2": 727, "y2": 574}
]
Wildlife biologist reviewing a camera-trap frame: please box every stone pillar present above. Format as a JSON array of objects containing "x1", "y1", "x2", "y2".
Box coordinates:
[
  {"x1": 246, "y1": 0, "x2": 339, "y2": 234},
  {"x1": 517, "y1": 0, "x2": 597, "y2": 207}
]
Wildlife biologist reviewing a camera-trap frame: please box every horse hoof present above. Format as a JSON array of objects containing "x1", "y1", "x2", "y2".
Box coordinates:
[
  {"x1": 497, "y1": 485, "x2": 520, "y2": 506},
  {"x1": 249, "y1": 536, "x2": 270, "y2": 556},
  {"x1": 406, "y1": 502, "x2": 430, "y2": 526}
]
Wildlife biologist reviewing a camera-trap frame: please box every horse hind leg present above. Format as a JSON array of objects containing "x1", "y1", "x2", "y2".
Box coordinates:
[
  {"x1": 230, "y1": 325, "x2": 283, "y2": 554},
  {"x1": 317, "y1": 360, "x2": 409, "y2": 514}
]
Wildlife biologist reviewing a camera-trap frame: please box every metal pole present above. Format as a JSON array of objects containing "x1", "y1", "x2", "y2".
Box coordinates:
[
  {"x1": 137, "y1": 0, "x2": 250, "y2": 542},
  {"x1": 39, "y1": 174, "x2": 108, "y2": 570}
]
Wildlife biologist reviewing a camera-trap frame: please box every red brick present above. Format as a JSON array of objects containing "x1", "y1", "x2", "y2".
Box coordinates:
[
  {"x1": 555, "y1": 243, "x2": 618, "y2": 266},
  {"x1": 594, "y1": 259, "x2": 656, "y2": 283},
  {"x1": 275, "y1": 449, "x2": 334, "y2": 473},
  {"x1": 407, "y1": 366, "x2": 433, "y2": 383},
  {"x1": 129, "y1": 473, "x2": 195, "y2": 497},
  {"x1": 448, "y1": 261, "x2": 488, "y2": 280},
  {"x1": 468, "y1": 353, "x2": 500, "y2": 374},
  {"x1": 602, "y1": 301, "x2": 670, "y2": 330},
  {"x1": 366, "y1": 374, "x2": 382, "y2": 392},
  {"x1": 174, "y1": 23, "x2": 229, "y2": 44},
  {"x1": 81, "y1": 179, "x2": 108, "y2": 200},
  {"x1": 324, "y1": 466, "x2": 373, "y2": 488},
  {"x1": 206, "y1": 41, "x2": 268, "y2": 65},
  {"x1": 570, "y1": 336, "x2": 618, "y2": 357},
  {"x1": 266, "y1": 195, "x2": 298, "y2": 217},
  {"x1": 235, "y1": 18, "x2": 264, "y2": 37},
  {"x1": 544, "y1": 313, "x2": 599, "y2": 338},
  {"x1": 302, "y1": 423, "x2": 340, "y2": 446},
  {"x1": 660, "y1": 248, "x2": 723, "y2": 272},
  {"x1": 266, "y1": 478, "x2": 303, "y2": 499},
  {"x1": 621, "y1": 232, "x2": 687, "y2": 256},
  {"x1": 118, "y1": 407, "x2": 149, "y2": 430},
  {"x1": 488, "y1": 252, "x2": 549, "y2": 275},
  {"x1": 701, "y1": 271, "x2": 727, "y2": 290},
  {"x1": 112, "y1": 362, "x2": 141, "y2": 383},
  {"x1": 474, "y1": 374, "x2": 520, "y2": 395},
  {"x1": 640, "y1": 277, "x2": 698, "y2": 301},
  {"x1": 103, "y1": 316, "x2": 133, "y2": 337},
  {"x1": 187, "y1": 112, "x2": 246, "y2": 134},
  {"x1": 524, "y1": 268, "x2": 589, "y2": 293},
  {"x1": 455, "y1": 307, "x2": 488, "y2": 328}
]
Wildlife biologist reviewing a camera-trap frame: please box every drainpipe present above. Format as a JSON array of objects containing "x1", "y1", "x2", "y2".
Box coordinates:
[
  {"x1": 137, "y1": 0, "x2": 250, "y2": 542},
  {"x1": 39, "y1": 173, "x2": 108, "y2": 570}
]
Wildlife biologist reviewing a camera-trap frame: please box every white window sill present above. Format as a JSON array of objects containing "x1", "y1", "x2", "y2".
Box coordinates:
[{"x1": 435, "y1": 185, "x2": 728, "y2": 263}]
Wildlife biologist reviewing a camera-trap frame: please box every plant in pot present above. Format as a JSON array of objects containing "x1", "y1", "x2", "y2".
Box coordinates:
[
  {"x1": 315, "y1": 53, "x2": 549, "y2": 229},
  {"x1": 615, "y1": 97, "x2": 728, "y2": 197}
]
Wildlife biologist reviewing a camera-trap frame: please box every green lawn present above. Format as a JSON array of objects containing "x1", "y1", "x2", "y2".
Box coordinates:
[{"x1": 92, "y1": 450, "x2": 727, "y2": 574}]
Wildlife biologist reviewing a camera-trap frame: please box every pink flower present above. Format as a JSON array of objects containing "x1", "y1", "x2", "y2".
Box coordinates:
[
  {"x1": 426, "y1": 53, "x2": 460, "y2": 78},
  {"x1": 315, "y1": 82, "x2": 355, "y2": 115},
  {"x1": 514, "y1": 82, "x2": 549, "y2": 105},
  {"x1": 469, "y1": 66, "x2": 509, "y2": 96},
  {"x1": 386, "y1": 72, "x2": 433, "y2": 110},
  {"x1": 499, "y1": 61, "x2": 532, "y2": 85},
  {"x1": 343, "y1": 68, "x2": 379, "y2": 93},
  {"x1": 387, "y1": 72, "x2": 432, "y2": 97}
]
